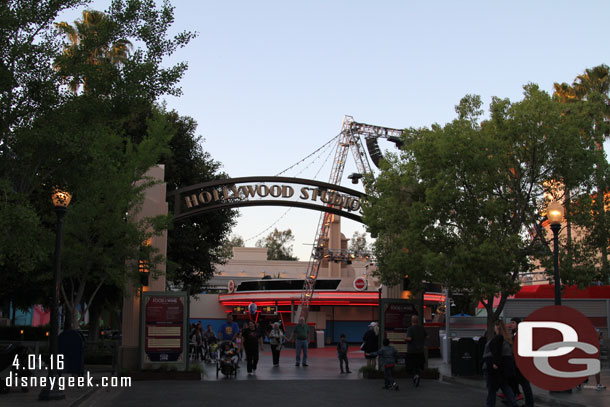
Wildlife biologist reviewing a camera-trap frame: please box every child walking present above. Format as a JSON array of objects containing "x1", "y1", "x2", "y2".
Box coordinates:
[
  {"x1": 337, "y1": 334, "x2": 351, "y2": 373},
  {"x1": 368, "y1": 338, "x2": 399, "y2": 390}
]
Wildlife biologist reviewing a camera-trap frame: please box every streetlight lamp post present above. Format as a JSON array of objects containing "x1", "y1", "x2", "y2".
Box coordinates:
[
  {"x1": 547, "y1": 201, "x2": 565, "y2": 306},
  {"x1": 39, "y1": 188, "x2": 71, "y2": 401}
]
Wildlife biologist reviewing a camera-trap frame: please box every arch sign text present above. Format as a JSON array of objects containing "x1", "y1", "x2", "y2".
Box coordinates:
[{"x1": 167, "y1": 176, "x2": 366, "y2": 223}]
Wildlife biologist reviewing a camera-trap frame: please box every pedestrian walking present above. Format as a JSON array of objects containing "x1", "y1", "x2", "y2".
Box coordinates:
[
  {"x1": 288, "y1": 317, "x2": 310, "y2": 366},
  {"x1": 509, "y1": 317, "x2": 534, "y2": 406},
  {"x1": 368, "y1": 338, "x2": 399, "y2": 390},
  {"x1": 362, "y1": 321, "x2": 379, "y2": 369},
  {"x1": 483, "y1": 320, "x2": 517, "y2": 407},
  {"x1": 242, "y1": 320, "x2": 264, "y2": 375},
  {"x1": 195, "y1": 326, "x2": 204, "y2": 361},
  {"x1": 406, "y1": 314, "x2": 428, "y2": 387},
  {"x1": 337, "y1": 334, "x2": 351, "y2": 373},
  {"x1": 268, "y1": 322, "x2": 285, "y2": 366},
  {"x1": 203, "y1": 324, "x2": 217, "y2": 362},
  {"x1": 218, "y1": 313, "x2": 240, "y2": 342}
]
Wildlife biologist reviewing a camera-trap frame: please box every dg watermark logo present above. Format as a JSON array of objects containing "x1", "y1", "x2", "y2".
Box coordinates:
[{"x1": 514, "y1": 305, "x2": 600, "y2": 391}]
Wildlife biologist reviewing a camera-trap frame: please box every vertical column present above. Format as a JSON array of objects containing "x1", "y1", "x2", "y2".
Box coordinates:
[
  {"x1": 328, "y1": 214, "x2": 341, "y2": 278},
  {"x1": 120, "y1": 165, "x2": 168, "y2": 371},
  {"x1": 606, "y1": 299, "x2": 610, "y2": 343}
]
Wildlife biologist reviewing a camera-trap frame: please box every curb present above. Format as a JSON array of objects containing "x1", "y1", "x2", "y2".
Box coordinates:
[{"x1": 439, "y1": 374, "x2": 588, "y2": 407}]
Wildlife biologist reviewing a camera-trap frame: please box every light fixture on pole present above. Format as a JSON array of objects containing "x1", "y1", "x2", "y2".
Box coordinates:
[
  {"x1": 547, "y1": 200, "x2": 564, "y2": 306},
  {"x1": 39, "y1": 188, "x2": 71, "y2": 401}
]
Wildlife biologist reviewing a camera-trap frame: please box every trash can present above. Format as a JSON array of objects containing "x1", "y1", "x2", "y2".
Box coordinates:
[
  {"x1": 58, "y1": 329, "x2": 85, "y2": 376},
  {"x1": 476, "y1": 336, "x2": 487, "y2": 375},
  {"x1": 450, "y1": 337, "x2": 477, "y2": 376},
  {"x1": 315, "y1": 330, "x2": 325, "y2": 348}
]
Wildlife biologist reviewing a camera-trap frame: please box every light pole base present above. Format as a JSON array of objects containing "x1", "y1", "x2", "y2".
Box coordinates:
[{"x1": 38, "y1": 387, "x2": 66, "y2": 401}]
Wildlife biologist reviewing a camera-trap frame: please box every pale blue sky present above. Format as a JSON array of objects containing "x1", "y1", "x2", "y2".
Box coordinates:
[{"x1": 62, "y1": 1, "x2": 610, "y2": 260}]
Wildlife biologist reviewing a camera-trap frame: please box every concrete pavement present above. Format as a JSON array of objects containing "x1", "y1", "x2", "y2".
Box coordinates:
[
  {"x1": 1, "y1": 346, "x2": 608, "y2": 406},
  {"x1": 432, "y1": 359, "x2": 610, "y2": 407}
]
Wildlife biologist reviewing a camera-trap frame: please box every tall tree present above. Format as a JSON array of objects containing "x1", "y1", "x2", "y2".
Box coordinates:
[
  {"x1": 162, "y1": 110, "x2": 237, "y2": 296},
  {"x1": 256, "y1": 228, "x2": 298, "y2": 261},
  {"x1": 0, "y1": 0, "x2": 90, "y2": 324},
  {"x1": 54, "y1": 9, "x2": 133, "y2": 93},
  {"x1": 1, "y1": 0, "x2": 196, "y2": 328},
  {"x1": 363, "y1": 86, "x2": 598, "y2": 336},
  {"x1": 552, "y1": 64, "x2": 610, "y2": 284}
]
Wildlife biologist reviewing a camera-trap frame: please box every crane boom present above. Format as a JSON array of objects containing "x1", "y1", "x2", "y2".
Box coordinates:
[{"x1": 295, "y1": 115, "x2": 403, "y2": 322}]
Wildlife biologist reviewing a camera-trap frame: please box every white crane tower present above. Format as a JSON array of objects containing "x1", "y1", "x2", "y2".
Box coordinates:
[{"x1": 295, "y1": 115, "x2": 403, "y2": 322}]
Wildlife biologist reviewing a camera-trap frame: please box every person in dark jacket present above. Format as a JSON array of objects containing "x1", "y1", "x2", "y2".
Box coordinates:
[
  {"x1": 242, "y1": 320, "x2": 264, "y2": 375},
  {"x1": 337, "y1": 334, "x2": 351, "y2": 373},
  {"x1": 510, "y1": 317, "x2": 534, "y2": 406},
  {"x1": 483, "y1": 320, "x2": 517, "y2": 407},
  {"x1": 362, "y1": 322, "x2": 379, "y2": 368},
  {"x1": 368, "y1": 338, "x2": 399, "y2": 390}
]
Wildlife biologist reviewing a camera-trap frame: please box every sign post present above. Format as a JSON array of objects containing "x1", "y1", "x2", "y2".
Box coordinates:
[
  {"x1": 379, "y1": 299, "x2": 417, "y2": 365},
  {"x1": 140, "y1": 291, "x2": 188, "y2": 371}
]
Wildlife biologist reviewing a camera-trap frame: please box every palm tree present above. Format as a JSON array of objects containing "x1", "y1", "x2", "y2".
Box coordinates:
[
  {"x1": 572, "y1": 65, "x2": 610, "y2": 102},
  {"x1": 553, "y1": 65, "x2": 610, "y2": 279},
  {"x1": 54, "y1": 10, "x2": 132, "y2": 93}
]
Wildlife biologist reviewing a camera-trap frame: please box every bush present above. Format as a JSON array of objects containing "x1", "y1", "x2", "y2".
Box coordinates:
[{"x1": 0, "y1": 326, "x2": 50, "y2": 340}]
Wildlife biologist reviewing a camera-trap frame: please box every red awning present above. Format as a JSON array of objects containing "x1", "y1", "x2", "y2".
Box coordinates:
[
  {"x1": 514, "y1": 284, "x2": 610, "y2": 299},
  {"x1": 478, "y1": 284, "x2": 610, "y2": 309}
]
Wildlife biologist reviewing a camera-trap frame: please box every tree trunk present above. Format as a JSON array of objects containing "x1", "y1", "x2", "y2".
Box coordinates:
[
  {"x1": 565, "y1": 188, "x2": 573, "y2": 272},
  {"x1": 11, "y1": 302, "x2": 16, "y2": 326},
  {"x1": 596, "y1": 187, "x2": 609, "y2": 275},
  {"x1": 88, "y1": 304, "x2": 103, "y2": 343},
  {"x1": 63, "y1": 307, "x2": 73, "y2": 331},
  {"x1": 484, "y1": 299, "x2": 494, "y2": 340}
]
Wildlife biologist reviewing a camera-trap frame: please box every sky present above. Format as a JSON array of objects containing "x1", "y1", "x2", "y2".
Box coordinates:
[{"x1": 61, "y1": 1, "x2": 610, "y2": 260}]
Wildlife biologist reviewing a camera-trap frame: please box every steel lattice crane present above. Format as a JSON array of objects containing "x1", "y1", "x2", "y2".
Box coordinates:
[{"x1": 296, "y1": 116, "x2": 403, "y2": 322}]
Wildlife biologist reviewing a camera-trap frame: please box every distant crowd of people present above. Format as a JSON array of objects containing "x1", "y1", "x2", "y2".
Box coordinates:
[
  {"x1": 189, "y1": 312, "x2": 430, "y2": 384},
  {"x1": 190, "y1": 311, "x2": 605, "y2": 405}
]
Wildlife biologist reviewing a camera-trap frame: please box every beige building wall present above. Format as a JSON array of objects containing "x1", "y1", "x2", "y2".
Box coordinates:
[
  {"x1": 120, "y1": 165, "x2": 168, "y2": 372},
  {"x1": 189, "y1": 294, "x2": 227, "y2": 319},
  {"x1": 216, "y1": 247, "x2": 378, "y2": 288}
]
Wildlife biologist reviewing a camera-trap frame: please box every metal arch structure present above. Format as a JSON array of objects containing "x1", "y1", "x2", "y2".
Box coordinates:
[
  {"x1": 165, "y1": 116, "x2": 403, "y2": 325},
  {"x1": 167, "y1": 176, "x2": 367, "y2": 223},
  {"x1": 296, "y1": 116, "x2": 403, "y2": 323}
]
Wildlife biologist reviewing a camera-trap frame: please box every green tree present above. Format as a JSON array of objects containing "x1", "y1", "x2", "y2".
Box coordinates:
[
  {"x1": 218, "y1": 235, "x2": 245, "y2": 260},
  {"x1": 0, "y1": 0, "x2": 196, "y2": 327},
  {"x1": 552, "y1": 65, "x2": 610, "y2": 284},
  {"x1": 0, "y1": 0, "x2": 90, "y2": 324},
  {"x1": 162, "y1": 110, "x2": 237, "y2": 296},
  {"x1": 363, "y1": 86, "x2": 598, "y2": 336},
  {"x1": 54, "y1": 9, "x2": 133, "y2": 93},
  {"x1": 256, "y1": 228, "x2": 298, "y2": 261}
]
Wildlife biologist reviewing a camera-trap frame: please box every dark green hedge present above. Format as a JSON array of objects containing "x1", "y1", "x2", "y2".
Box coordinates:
[{"x1": 0, "y1": 326, "x2": 50, "y2": 341}]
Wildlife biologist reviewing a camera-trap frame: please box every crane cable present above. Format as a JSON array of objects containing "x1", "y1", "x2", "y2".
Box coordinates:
[
  {"x1": 274, "y1": 134, "x2": 340, "y2": 176},
  {"x1": 243, "y1": 135, "x2": 340, "y2": 243}
]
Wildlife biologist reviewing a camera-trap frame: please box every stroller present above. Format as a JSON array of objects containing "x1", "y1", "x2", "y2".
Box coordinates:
[
  {"x1": 215, "y1": 341, "x2": 239, "y2": 378},
  {"x1": 0, "y1": 344, "x2": 32, "y2": 394}
]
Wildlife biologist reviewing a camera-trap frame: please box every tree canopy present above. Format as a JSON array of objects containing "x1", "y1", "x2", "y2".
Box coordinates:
[
  {"x1": 363, "y1": 83, "x2": 602, "y2": 334},
  {"x1": 163, "y1": 110, "x2": 237, "y2": 296},
  {"x1": 0, "y1": 0, "x2": 214, "y2": 328},
  {"x1": 256, "y1": 228, "x2": 298, "y2": 261}
]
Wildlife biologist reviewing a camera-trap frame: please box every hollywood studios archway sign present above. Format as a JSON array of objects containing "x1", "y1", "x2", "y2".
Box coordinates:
[{"x1": 167, "y1": 176, "x2": 367, "y2": 223}]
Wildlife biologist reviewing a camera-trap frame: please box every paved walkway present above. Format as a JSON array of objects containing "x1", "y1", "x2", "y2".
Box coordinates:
[
  {"x1": 1, "y1": 346, "x2": 608, "y2": 406},
  {"x1": 432, "y1": 359, "x2": 610, "y2": 407},
  {"x1": 199, "y1": 344, "x2": 367, "y2": 380}
]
